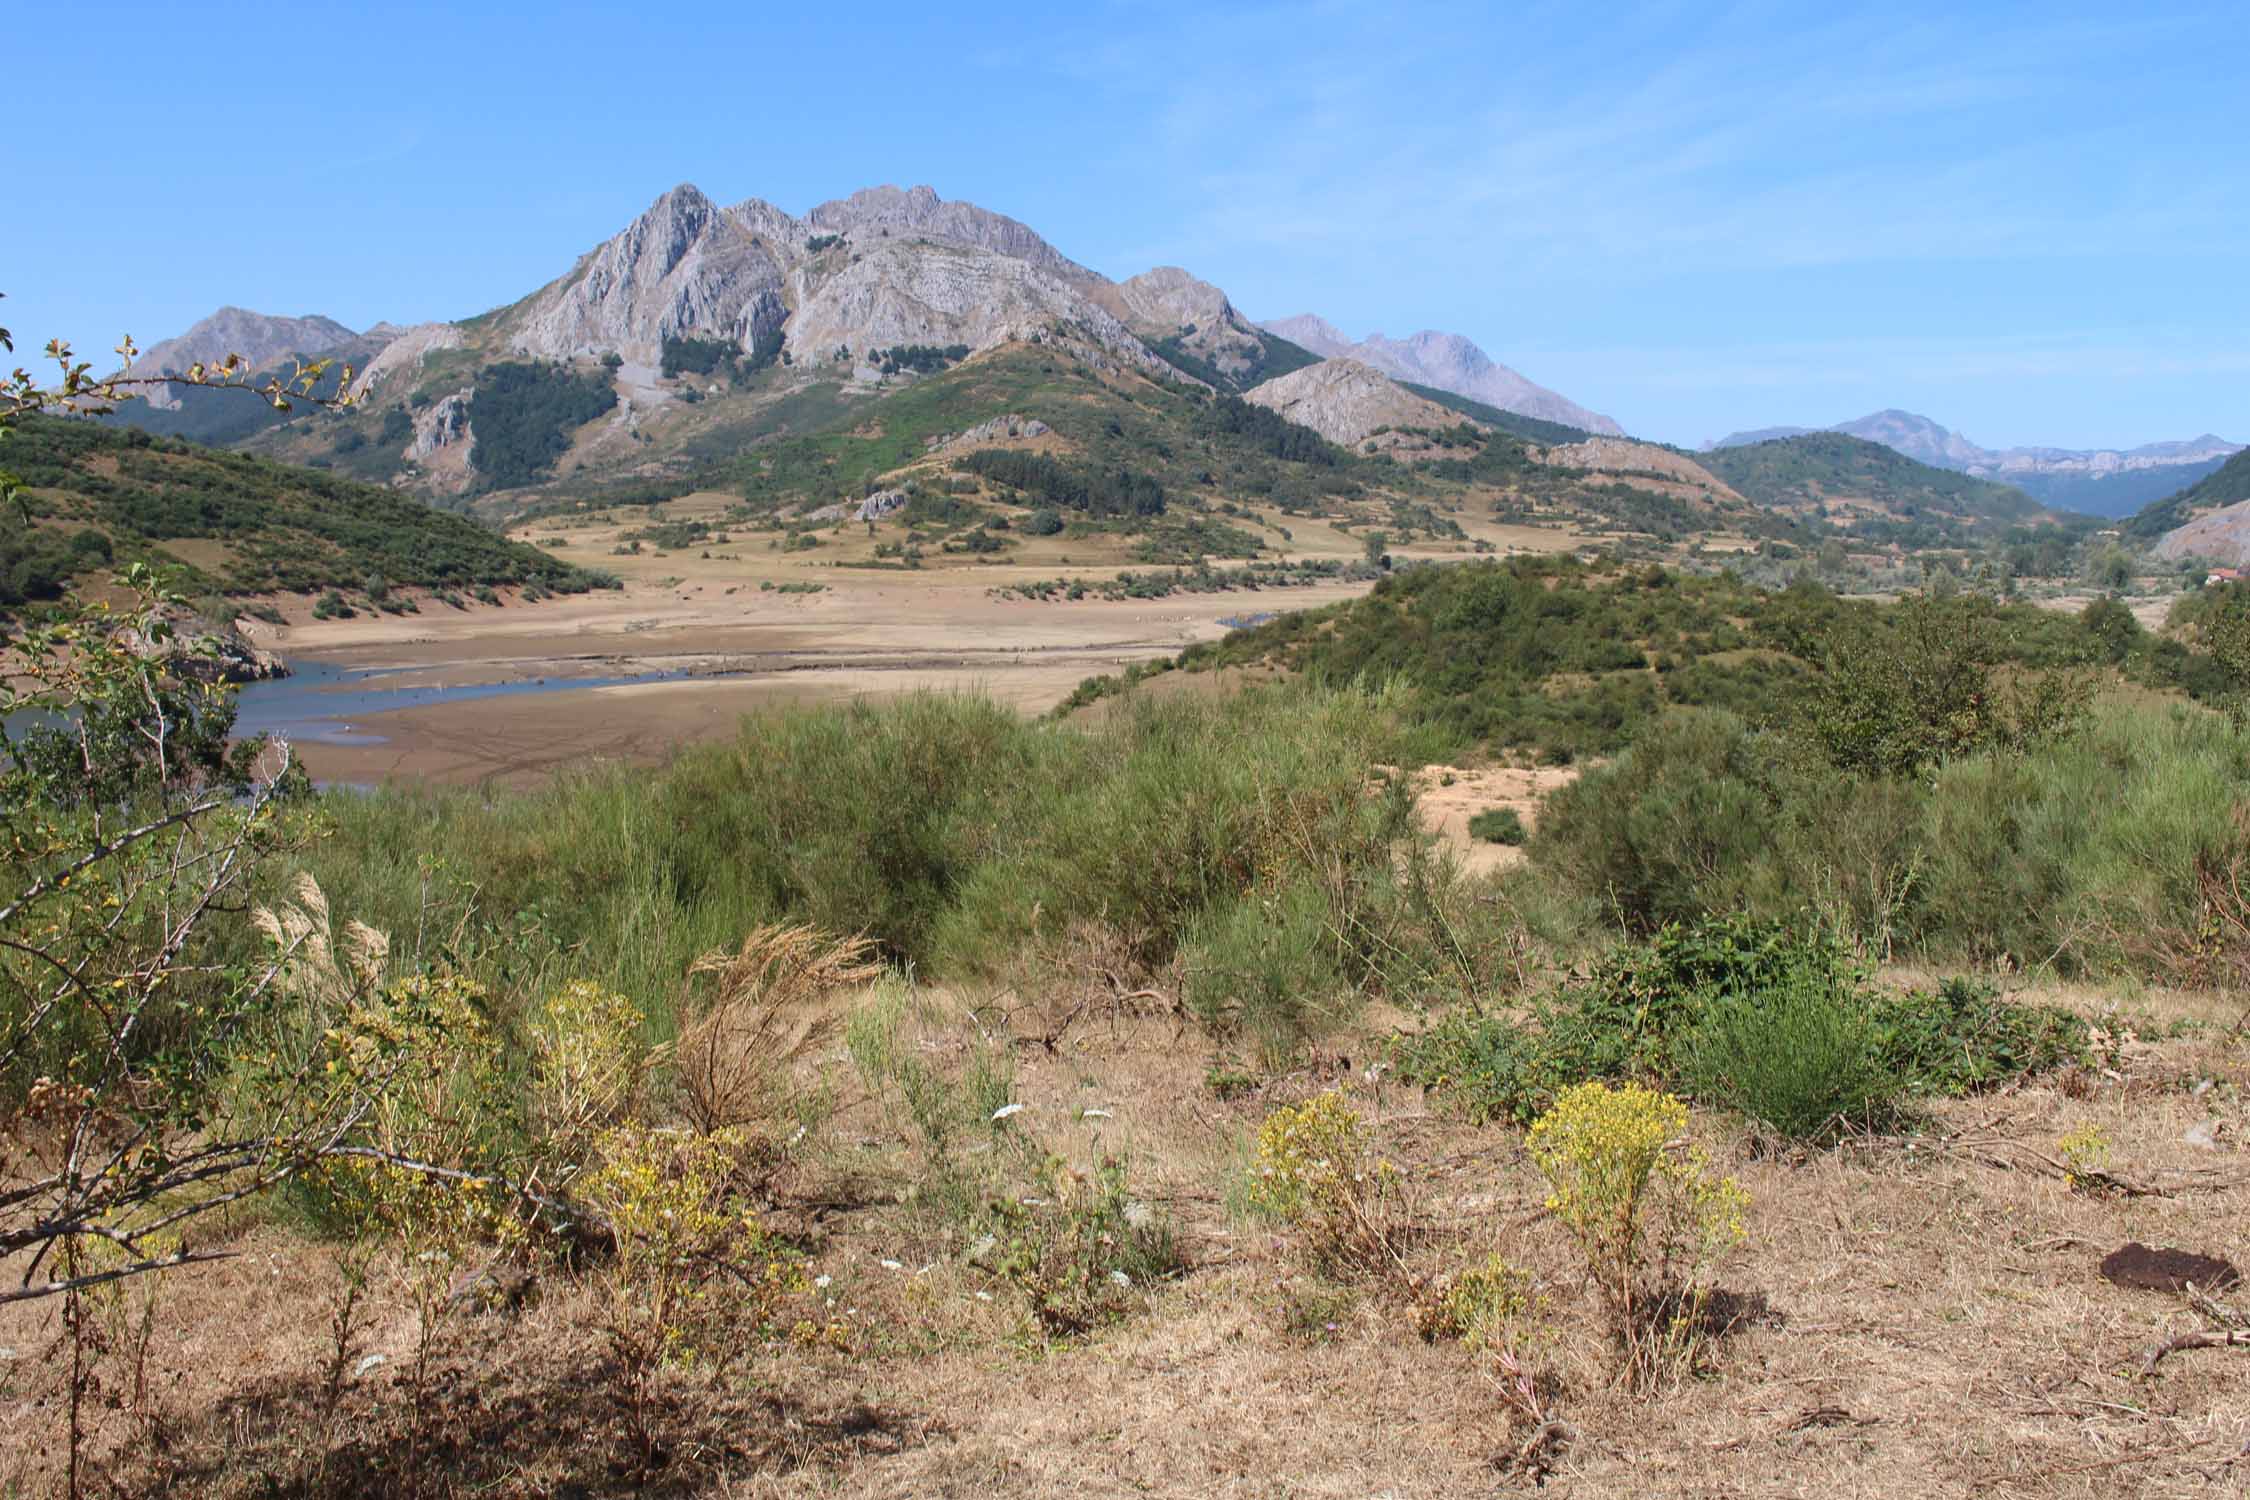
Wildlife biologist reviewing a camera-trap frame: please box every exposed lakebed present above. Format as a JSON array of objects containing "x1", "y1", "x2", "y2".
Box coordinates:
[{"x1": 232, "y1": 660, "x2": 739, "y2": 746}]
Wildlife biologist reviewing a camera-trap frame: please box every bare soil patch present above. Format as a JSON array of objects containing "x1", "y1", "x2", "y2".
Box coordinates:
[
  {"x1": 9, "y1": 981, "x2": 2247, "y2": 1497},
  {"x1": 1415, "y1": 763, "x2": 1581, "y2": 876}
]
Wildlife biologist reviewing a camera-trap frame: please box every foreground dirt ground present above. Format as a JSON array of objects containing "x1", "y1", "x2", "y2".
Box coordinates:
[{"x1": 6, "y1": 976, "x2": 2248, "y2": 1498}]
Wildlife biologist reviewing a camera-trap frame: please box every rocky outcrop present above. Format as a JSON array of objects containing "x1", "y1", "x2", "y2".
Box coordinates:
[
  {"x1": 1259, "y1": 315, "x2": 1622, "y2": 435},
  {"x1": 1242, "y1": 359, "x2": 1469, "y2": 450},
  {"x1": 348, "y1": 322, "x2": 463, "y2": 399},
  {"x1": 927, "y1": 414, "x2": 1050, "y2": 452},
  {"x1": 1537, "y1": 437, "x2": 1738, "y2": 499},
  {"x1": 723, "y1": 197, "x2": 815, "y2": 259},
  {"x1": 403, "y1": 389, "x2": 477, "y2": 496},
  {"x1": 410, "y1": 390, "x2": 473, "y2": 460},
  {"x1": 799, "y1": 490, "x2": 910, "y2": 524},
  {"x1": 507, "y1": 184, "x2": 788, "y2": 364},
  {"x1": 121, "y1": 605, "x2": 287, "y2": 684}
]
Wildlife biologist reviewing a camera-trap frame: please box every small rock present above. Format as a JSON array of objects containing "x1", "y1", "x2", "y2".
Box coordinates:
[{"x1": 351, "y1": 1354, "x2": 387, "y2": 1380}]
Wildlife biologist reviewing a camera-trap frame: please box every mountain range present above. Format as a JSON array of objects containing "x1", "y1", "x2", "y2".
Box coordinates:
[
  {"x1": 93, "y1": 177, "x2": 2232, "y2": 569},
  {"x1": 1706, "y1": 410, "x2": 2240, "y2": 517},
  {"x1": 120, "y1": 183, "x2": 1605, "y2": 448}
]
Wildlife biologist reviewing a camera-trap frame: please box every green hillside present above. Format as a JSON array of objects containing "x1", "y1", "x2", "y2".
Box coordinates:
[
  {"x1": 2124, "y1": 447, "x2": 2250, "y2": 542},
  {"x1": 1146, "y1": 328, "x2": 1321, "y2": 393},
  {"x1": 1395, "y1": 381, "x2": 1593, "y2": 446},
  {"x1": 513, "y1": 347, "x2": 1441, "y2": 544},
  {"x1": 1699, "y1": 431, "x2": 2048, "y2": 538},
  {"x1": 0, "y1": 416, "x2": 607, "y2": 611}
]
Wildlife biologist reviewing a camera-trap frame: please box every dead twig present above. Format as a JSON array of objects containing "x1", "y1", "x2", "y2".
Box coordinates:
[{"x1": 2144, "y1": 1328, "x2": 2250, "y2": 1376}]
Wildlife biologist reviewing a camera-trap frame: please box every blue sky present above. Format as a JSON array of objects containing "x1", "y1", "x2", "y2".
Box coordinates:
[{"x1": 8, "y1": 0, "x2": 2243, "y2": 448}]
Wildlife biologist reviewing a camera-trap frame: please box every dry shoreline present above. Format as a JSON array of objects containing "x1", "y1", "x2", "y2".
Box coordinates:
[
  {"x1": 231, "y1": 491, "x2": 1592, "y2": 787},
  {"x1": 240, "y1": 577, "x2": 1377, "y2": 787}
]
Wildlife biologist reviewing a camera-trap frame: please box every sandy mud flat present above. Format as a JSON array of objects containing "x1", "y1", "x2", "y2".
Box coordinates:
[{"x1": 238, "y1": 576, "x2": 1377, "y2": 786}]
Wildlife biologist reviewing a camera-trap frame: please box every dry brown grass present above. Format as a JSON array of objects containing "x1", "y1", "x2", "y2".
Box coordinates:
[
  {"x1": 675, "y1": 924, "x2": 881, "y2": 1138},
  {"x1": 6, "y1": 979, "x2": 2250, "y2": 1497}
]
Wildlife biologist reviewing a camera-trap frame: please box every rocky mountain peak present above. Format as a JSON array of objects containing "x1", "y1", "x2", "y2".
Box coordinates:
[
  {"x1": 129, "y1": 307, "x2": 375, "y2": 380},
  {"x1": 1255, "y1": 315, "x2": 1621, "y2": 435},
  {"x1": 723, "y1": 197, "x2": 813, "y2": 256},
  {"x1": 1117, "y1": 267, "x2": 1237, "y2": 325},
  {"x1": 508, "y1": 183, "x2": 786, "y2": 363},
  {"x1": 1257, "y1": 314, "x2": 1356, "y2": 359},
  {"x1": 803, "y1": 185, "x2": 1093, "y2": 282}
]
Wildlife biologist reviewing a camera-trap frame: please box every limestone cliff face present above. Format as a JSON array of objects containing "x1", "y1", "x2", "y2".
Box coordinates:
[
  {"x1": 1242, "y1": 358, "x2": 1468, "y2": 451},
  {"x1": 403, "y1": 389, "x2": 476, "y2": 495},
  {"x1": 507, "y1": 184, "x2": 788, "y2": 364},
  {"x1": 1258, "y1": 315, "x2": 1622, "y2": 435},
  {"x1": 784, "y1": 238, "x2": 1163, "y2": 374},
  {"x1": 500, "y1": 182, "x2": 1164, "y2": 375},
  {"x1": 802, "y1": 184, "x2": 1097, "y2": 283},
  {"x1": 348, "y1": 322, "x2": 463, "y2": 399}
]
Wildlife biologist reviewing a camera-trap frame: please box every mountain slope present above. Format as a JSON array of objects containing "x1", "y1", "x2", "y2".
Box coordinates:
[
  {"x1": 104, "y1": 309, "x2": 401, "y2": 448},
  {"x1": 129, "y1": 308, "x2": 392, "y2": 385},
  {"x1": 0, "y1": 415, "x2": 600, "y2": 609},
  {"x1": 1104, "y1": 269, "x2": 1318, "y2": 392},
  {"x1": 2136, "y1": 449, "x2": 2250, "y2": 560},
  {"x1": 1698, "y1": 432, "x2": 2047, "y2": 536},
  {"x1": 1709, "y1": 411, "x2": 2240, "y2": 518},
  {"x1": 1259, "y1": 314, "x2": 1622, "y2": 435},
  {"x1": 1536, "y1": 438, "x2": 1741, "y2": 502},
  {"x1": 1242, "y1": 359, "x2": 1469, "y2": 451},
  {"x1": 1396, "y1": 383, "x2": 1591, "y2": 446}
]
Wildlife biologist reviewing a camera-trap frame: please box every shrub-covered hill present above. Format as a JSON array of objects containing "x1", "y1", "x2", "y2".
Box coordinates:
[
  {"x1": 1137, "y1": 556, "x2": 2224, "y2": 763},
  {"x1": 1395, "y1": 381, "x2": 1593, "y2": 447},
  {"x1": 0, "y1": 415, "x2": 604, "y2": 609},
  {"x1": 1697, "y1": 431, "x2": 2052, "y2": 541},
  {"x1": 2124, "y1": 445, "x2": 2250, "y2": 544}
]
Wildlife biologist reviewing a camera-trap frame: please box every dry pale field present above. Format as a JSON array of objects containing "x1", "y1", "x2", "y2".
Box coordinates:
[
  {"x1": 233, "y1": 495, "x2": 1588, "y2": 786},
  {"x1": 5, "y1": 974, "x2": 2248, "y2": 1498}
]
